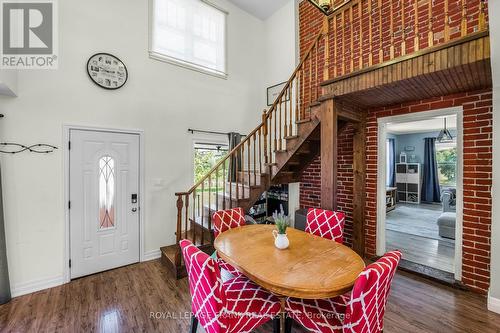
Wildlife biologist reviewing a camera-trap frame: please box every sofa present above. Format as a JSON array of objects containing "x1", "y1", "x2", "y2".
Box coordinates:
[{"x1": 437, "y1": 190, "x2": 456, "y2": 239}]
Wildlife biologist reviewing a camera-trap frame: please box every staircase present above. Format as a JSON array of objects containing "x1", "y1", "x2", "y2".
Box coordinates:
[{"x1": 161, "y1": 27, "x2": 329, "y2": 279}]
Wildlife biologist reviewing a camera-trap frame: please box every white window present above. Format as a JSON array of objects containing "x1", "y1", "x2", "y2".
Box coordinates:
[{"x1": 150, "y1": 0, "x2": 227, "y2": 78}]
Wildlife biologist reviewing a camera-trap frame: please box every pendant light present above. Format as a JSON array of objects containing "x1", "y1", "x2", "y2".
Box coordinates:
[{"x1": 437, "y1": 118, "x2": 454, "y2": 143}]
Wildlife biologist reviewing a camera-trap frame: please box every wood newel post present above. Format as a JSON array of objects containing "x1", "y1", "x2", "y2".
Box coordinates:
[
  {"x1": 323, "y1": 16, "x2": 330, "y2": 81},
  {"x1": 352, "y1": 119, "x2": 367, "y2": 257},
  {"x1": 320, "y1": 99, "x2": 338, "y2": 211},
  {"x1": 176, "y1": 195, "x2": 184, "y2": 244},
  {"x1": 262, "y1": 109, "x2": 268, "y2": 164}
]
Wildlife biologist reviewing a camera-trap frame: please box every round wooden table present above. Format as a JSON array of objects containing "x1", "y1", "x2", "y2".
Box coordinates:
[{"x1": 214, "y1": 225, "x2": 365, "y2": 333}]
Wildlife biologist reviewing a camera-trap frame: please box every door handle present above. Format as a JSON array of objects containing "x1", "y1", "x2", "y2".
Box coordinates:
[{"x1": 132, "y1": 208, "x2": 137, "y2": 213}]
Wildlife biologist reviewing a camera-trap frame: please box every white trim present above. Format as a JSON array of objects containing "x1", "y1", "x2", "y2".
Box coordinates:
[
  {"x1": 11, "y1": 275, "x2": 65, "y2": 298},
  {"x1": 148, "y1": 0, "x2": 229, "y2": 80},
  {"x1": 143, "y1": 249, "x2": 162, "y2": 262},
  {"x1": 62, "y1": 124, "x2": 146, "y2": 284},
  {"x1": 190, "y1": 133, "x2": 229, "y2": 185},
  {"x1": 376, "y1": 107, "x2": 464, "y2": 280},
  {"x1": 149, "y1": 52, "x2": 228, "y2": 80},
  {"x1": 488, "y1": 292, "x2": 500, "y2": 314}
]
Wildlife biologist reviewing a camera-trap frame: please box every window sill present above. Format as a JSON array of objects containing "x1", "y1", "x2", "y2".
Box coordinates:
[{"x1": 149, "y1": 51, "x2": 228, "y2": 80}]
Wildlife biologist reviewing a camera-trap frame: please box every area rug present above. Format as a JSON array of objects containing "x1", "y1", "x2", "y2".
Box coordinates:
[{"x1": 386, "y1": 203, "x2": 454, "y2": 244}]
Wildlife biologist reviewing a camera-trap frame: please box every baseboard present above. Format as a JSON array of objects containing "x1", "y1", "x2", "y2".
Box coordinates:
[
  {"x1": 488, "y1": 292, "x2": 500, "y2": 314},
  {"x1": 11, "y1": 275, "x2": 65, "y2": 298},
  {"x1": 142, "y1": 249, "x2": 161, "y2": 262}
]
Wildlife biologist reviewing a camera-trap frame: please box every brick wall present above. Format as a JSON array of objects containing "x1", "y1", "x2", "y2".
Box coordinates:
[
  {"x1": 300, "y1": 123, "x2": 356, "y2": 247},
  {"x1": 298, "y1": 1, "x2": 493, "y2": 293},
  {"x1": 300, "y1": 90, "x2": 493, "y2": 294},
  {"x1": 299, "y1": 0, "x2": 489, "y2": 76},
  {"x1": 365, "y1": 91, "x2": 493, "y2": 294}
]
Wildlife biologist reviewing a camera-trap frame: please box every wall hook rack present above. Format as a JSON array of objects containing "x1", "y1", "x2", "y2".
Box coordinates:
[{"x1": 0, "y1": 143, "x2": 58, "y2": 154}]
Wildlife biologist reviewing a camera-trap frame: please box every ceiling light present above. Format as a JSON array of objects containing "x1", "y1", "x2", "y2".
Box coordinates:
[{"x1": 437, "y1": 118, "x2": 454, "y2": 143}]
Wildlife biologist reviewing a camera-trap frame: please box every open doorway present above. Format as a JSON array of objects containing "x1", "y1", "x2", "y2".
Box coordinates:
[{"x1": 377, "y1": 108, "x2": 463, "y2": 280}]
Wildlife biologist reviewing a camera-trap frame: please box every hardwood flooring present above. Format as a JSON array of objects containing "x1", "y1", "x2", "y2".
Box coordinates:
[
  {"x1": 386, "y1": 229, "x2": 455, "y2": 273},
  {"x1": 1, "y1": 260, "x2": 500, "y2": 333}
]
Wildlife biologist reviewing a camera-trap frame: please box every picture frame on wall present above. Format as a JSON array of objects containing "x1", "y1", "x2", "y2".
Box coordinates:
[{"x1": 267, "y1": 82, "x2": 288, "y2": 106}]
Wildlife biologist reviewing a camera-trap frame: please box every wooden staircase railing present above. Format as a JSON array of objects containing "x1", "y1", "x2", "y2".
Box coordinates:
[
  {"x1": 173, "y1": 24, "x2": 329, "y2": 252},
  {"x1": 165, "y1": 0, "x2": 489, "y2": 278}
]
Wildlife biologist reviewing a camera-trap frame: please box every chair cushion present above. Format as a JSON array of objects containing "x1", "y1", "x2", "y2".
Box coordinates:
[
  {"x1": 213, "y1": 208, "x2": 246, "y2": 239},
  {"x1": 223, "y1": 276, "x2": 281, "y2": 333},
  {"x1": 218, "y1": 258, "x2": 243, "y2": 279},
  {"x1": 306, "y1": 208, "x2": 345, "y2": 244},
  {"x1": 286, "y1": 295, "x2": 349, "y2": 333}
]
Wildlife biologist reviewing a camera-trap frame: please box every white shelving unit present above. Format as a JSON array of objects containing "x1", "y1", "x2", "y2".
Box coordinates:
[{"x1": 396, "y1": 163, "x2": 421, "y2": 204}]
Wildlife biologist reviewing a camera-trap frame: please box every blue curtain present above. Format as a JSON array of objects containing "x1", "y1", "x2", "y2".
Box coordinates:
[
  {"x1": 422, "y1": 138, "x2": 441, "y2": 203},
  {"x1": 387, "y1": 138, "x2": 396, "y2": 187}
]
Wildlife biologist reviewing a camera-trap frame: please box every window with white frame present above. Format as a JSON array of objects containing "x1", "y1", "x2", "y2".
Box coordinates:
[
  {"x1": 150, "y1": 0, "x2": 227, "y2": 78},
  {"x1": 436, "y1": 140, "x2": 457, "y2": 187}
]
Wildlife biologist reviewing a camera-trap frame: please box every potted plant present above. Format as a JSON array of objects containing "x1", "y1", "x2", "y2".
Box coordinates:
[{"x1": 272, "y1": 206, "x2": 290, "y2": 250}]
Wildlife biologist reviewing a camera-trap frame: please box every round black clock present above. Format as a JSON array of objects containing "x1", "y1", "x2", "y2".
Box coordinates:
[{"x1": 87, "y1": 53, "x2": 128, "y2": 90}]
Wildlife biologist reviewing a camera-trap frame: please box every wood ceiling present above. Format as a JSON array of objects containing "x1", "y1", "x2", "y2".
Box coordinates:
[{"x1": 321, "y1": 31, "x2": 492, "y2": 109}]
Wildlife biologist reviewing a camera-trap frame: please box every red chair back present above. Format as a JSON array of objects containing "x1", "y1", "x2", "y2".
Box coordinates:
[
  {"x1": 212, "y1": 207, "x2": 246, "y2": 238},
  {"x1": 180, "y1": 240, "x2": 227, "y2": 333},
  {"x1": 343, "y1": 251, "x2": 402, "y2": 333},
  {"x1": 306, "y1": 208, "x2": 345, "y2": 243}
]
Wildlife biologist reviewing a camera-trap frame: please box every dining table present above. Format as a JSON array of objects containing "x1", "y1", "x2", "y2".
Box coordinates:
[{"x1": 214, "y1": 224, "x2": 366, "y2": 333}]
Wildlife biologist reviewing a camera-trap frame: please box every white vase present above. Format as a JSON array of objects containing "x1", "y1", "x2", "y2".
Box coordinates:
[{"x1": 272, "y1": 230, "x2": 289, "y2": 250}]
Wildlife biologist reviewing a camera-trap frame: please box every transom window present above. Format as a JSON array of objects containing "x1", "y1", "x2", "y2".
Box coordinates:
[{"x1": 150, "y1": 0, "x2": 227, "y2": 78}]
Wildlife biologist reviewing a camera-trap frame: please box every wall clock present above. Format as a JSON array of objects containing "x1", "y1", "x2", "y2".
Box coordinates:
[{"x1": 87, "y1": 53, "x2": 128, "y2": 90}]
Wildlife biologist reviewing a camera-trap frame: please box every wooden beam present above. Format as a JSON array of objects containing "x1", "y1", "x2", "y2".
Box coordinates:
[
  {"x1": 320, "y1": 99, "x2": 338, "y2": 211},
  {"x1": 352, "y1": 120, "x2": 367, "y2": 257},
  {"x1": 337, "y1": 106, "x2": 363, "y2": 123}
]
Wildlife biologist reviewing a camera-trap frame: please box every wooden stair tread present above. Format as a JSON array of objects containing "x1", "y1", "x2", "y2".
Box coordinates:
[
  {"x1": 160, "y1": 245, "x2": 177, "y2": 262},
  {"x1": 284, "y1": 135, "x2": 299, "y2": 140},
  {"x1": 296, "y1": 118, "x2": 311, "y2": 124}
]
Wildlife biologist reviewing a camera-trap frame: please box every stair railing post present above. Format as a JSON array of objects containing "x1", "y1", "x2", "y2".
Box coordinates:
[
  {"x1": 262, "y1": 109, "x2": 268, "y2": 164},
  {"x1": 323, "y1": 15, "x2": 330, "y2": 81},
  {"x1": 176, "y1": 195, "x2": 184, "y2": 244}
]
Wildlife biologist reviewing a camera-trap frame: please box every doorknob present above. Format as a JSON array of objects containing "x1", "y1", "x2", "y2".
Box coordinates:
[{"x1": 132, "y1": 208, "x2": 137, "y2": 213}]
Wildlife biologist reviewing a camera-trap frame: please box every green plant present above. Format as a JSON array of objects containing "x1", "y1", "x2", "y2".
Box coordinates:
[{"x1": 273, "y1": 205, "x2": 290, "y2": 234}]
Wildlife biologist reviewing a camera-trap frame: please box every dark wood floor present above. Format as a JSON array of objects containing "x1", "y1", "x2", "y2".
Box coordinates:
[{"x1": 1, "y1": 260, "x2": 499, "y2": 333}]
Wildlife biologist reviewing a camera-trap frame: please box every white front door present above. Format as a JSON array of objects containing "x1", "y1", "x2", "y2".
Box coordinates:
[{"x1": 69, "y1": 129, "x2": 140, "y2": 279}]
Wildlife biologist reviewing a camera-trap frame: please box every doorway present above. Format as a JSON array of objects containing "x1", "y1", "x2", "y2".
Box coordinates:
[
  {"x1": 69, "y1": 129, "x2": 141, "y2": 279},
  {"x1": 377, "y1": 108, "x2": 463, "y2": 280}
]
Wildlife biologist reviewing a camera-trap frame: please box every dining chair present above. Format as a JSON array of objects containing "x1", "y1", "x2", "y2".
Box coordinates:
[
  {"x1": 180, "y1": 240, "x2": 282, "y2": 333},
  {"x1": 306, "y1": 208, "x2": 346, "y2": 244},
  {"x1": 212, "y1": 207, "x2": 246, "y2": 276},
  {"x1": 286, "y1": 250, "x2": 402, "y2": 333}
]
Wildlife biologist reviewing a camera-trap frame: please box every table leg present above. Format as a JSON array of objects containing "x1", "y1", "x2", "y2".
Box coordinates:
[{"x1": 279, "y1": 297, "x2": 286, "y2": 333}]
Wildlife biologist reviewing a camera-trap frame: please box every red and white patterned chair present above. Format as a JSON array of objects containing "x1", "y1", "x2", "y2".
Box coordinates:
[
  {"x1": 286, "y1": 251, "x2": 402, "y2": 333},
  {"x1": 180, "y1": 239, "x2": 281, "y2": 333},
  {"x1": 306, "y1": 208, "x2": 346, "y2": 244},
  {"x1": 212, "y1": 208, "x2": 246, "y2": 276}
]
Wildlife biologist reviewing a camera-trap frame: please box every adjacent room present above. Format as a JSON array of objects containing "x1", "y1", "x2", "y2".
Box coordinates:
[{"x1": 384, "y1": 115, "x2": 458, "y2": 274}]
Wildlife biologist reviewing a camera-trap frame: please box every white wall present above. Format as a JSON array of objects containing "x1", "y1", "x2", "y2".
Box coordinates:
[
  {"x1": 0, "y1": 69, "x2": 18, "y2": 96},
  {"x1": 263, "y1": 0, "x2": 301, "y2": 224},
  {"x1": 489, "y1": 0, "x2": 500, "y2": 314},
  {"x1": 0, "y1": 0, "x2": 276, "y2": 295}
]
